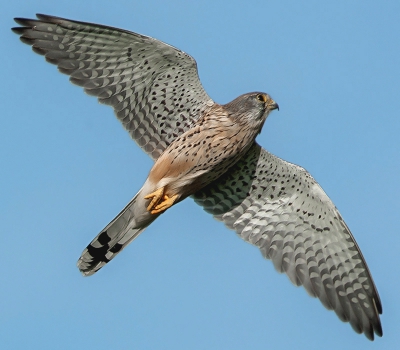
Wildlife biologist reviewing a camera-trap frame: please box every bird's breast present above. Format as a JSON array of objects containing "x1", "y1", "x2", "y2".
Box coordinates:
[{"x1": 148, "y1": 114, "x2": 256, "y2": 198}]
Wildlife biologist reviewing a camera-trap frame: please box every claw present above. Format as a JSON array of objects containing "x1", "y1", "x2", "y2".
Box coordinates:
[
  {"x1": 144, "y1": 188, "x2": 164, "y2": 212},
  {"x1": 144, "y1": 188, "x2": 178, "y2": 214},
  {"x1": 151, "y1": 194, "x2": 179, "y2": 214}
]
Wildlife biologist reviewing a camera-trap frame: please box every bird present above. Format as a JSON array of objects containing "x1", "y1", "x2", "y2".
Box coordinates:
[{"x1": 12, "y1": 14, "x2": 382, "y2": 340}]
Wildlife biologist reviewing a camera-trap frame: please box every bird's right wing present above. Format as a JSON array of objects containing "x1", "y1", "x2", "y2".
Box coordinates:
[
  {"x1": 193, "y1": 142, "x2": 382, "y2": 340},
  {"x1": 12, "y1": 14, "x2": 213, "y2": 160}
]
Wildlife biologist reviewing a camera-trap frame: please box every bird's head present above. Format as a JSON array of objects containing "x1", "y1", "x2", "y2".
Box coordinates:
[{"x1": 224, "y1": 92, "x2": 279, "y2": 131}]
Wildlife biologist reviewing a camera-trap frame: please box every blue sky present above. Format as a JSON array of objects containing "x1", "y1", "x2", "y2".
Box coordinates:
[{"x1": 2, "y1": 1, "x2": 399, "y2": 349}]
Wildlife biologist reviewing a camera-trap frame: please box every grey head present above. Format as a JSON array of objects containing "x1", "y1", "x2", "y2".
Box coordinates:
[{"x1": 224, "y1": 92, "x2": 279, "y2": 132}]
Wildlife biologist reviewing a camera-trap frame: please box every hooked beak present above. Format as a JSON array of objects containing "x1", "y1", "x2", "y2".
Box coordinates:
[{"x1": 269, "y1": 100, "x2": 279, "y2": 111}]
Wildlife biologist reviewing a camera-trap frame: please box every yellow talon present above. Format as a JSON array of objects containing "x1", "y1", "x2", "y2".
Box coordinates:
[
  {"x1": 151, "y1": 194, "x2": 179, "y2": 214},
  {"x1": 144, "y1": 188, "x2": 178, "y2": 214},
  {"x1": 144, "y1": 188, "x2": 164, "y2": 212}
]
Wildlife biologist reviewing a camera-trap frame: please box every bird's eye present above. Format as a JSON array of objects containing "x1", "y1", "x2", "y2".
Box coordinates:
[{"x1": 256, "y1": 94, "x2": 266, "y2": 102}]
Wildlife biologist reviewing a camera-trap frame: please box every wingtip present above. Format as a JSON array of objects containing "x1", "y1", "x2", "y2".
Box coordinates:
[
  {"x1": 375, "y1": 295, "x2": 383, "y2": 315},
  {"x1": 11, "y1": 26, "x2": 25, "y2": 34},
  {"x1": 13, "y1": 14, "x2": 59, "y2": 28},
  {"x1": 13, "y1": 17, "x2": 31, "y2": 26},
  {"x1": 374, "y1": 322, "x2": 383, "y2": 338},
  {"x1": 35, "y1": 13, "x2": 54, "y2": 21}
]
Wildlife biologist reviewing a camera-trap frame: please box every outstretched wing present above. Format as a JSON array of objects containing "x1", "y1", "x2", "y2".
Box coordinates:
[
  {"x1": 193, "y1": 143, "x2": 382, "y2": 340},
  {"x1": 12, "y1": 14, "x2": 213, "y2": 159}
]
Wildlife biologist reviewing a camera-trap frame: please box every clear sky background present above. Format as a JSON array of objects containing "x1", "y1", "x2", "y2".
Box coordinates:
[{"x1": 2, "y1": 1, "x2": 399, "y2": 349}]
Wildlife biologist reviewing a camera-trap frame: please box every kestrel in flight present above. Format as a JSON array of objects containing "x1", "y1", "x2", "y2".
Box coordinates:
[{"x1": 13, "y1": 14, "x2": 382, "y2": 340}]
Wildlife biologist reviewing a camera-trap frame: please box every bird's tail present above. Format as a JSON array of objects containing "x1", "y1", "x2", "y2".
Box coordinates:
[{"x1": 77, "y1": 189, "x2": 157, "y2": 276}]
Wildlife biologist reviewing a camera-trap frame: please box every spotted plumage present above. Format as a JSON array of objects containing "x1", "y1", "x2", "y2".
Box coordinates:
[{"x1": 12, "y1": 14, "x2": 382, "y2": 340}]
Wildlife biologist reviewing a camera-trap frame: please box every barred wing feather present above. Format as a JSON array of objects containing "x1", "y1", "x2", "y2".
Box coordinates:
[
  {"x1": 193, "y1": 143, "x2": 382, "y2": 340},
  {"x1": 12, "y1": 14, "x2": 213, "y2": 159}
]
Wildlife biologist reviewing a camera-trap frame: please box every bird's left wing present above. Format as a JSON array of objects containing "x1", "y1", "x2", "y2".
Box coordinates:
[
  {"x1": 193, "y1": 142, "x2": 382, "y2": 340},
  {"x1": 12, "y1": 14, "x2": 213, "y2": 159}
]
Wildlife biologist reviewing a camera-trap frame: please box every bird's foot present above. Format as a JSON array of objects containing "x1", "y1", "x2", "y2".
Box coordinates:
[
  {"x1": 151, "y1": 194, "x2": 178, "y2": 214},
  {"x1": 144, "y1": 187, "x2": 164, "y2": 212},
  {"x1": 144, "y1": 188, "x2": 178, "y2": 214}
]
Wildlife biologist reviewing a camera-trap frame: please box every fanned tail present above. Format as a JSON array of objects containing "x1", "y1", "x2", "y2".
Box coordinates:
[{"x1": 77, "y1": 189, "x2": 157, "y2": 276}]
